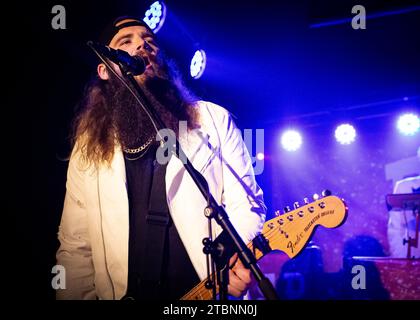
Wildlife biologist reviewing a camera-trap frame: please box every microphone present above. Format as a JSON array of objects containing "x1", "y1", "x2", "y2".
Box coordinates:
[{"x1": 87, "y1": 41, "x2": 146, "y2": 76}]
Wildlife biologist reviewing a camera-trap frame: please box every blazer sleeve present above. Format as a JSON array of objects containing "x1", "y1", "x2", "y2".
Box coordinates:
[
  {"x1": 56, "y1": 146, "x2": 96, "y2": 300},
  {"x1": 207, "y1": 102, "x2": 266, "y2": 243}
]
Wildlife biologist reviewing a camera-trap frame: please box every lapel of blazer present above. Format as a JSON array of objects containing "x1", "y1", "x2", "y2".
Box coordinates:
[
  {"x1": 179, "y1": 123, "x2": 216, "y2": 173},
  {"x1": 165, "y1": 124, "x2": 218, "y2": 203},
  {"x1": 164, "y1": 121, "x2": 224, "y2": 280}
]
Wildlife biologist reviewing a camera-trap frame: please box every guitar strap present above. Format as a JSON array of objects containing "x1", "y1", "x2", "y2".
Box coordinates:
[{"x1": 139, "y1": 160, "x2": 171, "y2": 298}]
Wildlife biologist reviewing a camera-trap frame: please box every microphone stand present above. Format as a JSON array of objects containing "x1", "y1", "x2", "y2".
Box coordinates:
[{"x1": 93, "y1": 47, "x2": 278, "y2": 300}]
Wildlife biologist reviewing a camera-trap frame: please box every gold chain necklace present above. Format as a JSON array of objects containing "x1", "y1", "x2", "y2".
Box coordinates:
[{"x1": 123, "y1": 136, "x2": 154, "y2": 154}]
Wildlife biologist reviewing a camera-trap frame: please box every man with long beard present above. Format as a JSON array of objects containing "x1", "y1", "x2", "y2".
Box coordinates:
[{"x1": 56, "y1": 16, "x2": 266, "y2": 300}]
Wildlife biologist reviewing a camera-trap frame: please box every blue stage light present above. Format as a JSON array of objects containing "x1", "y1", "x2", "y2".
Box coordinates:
[
  {"x1": 143, "y1": 1, "x2": 166, "y2": 33},
  {"x1": 281, "y1": 130, "x2": 302, "y2": 152},
  {"x1": 190, "y1": 49, "x2": 206, "y2": 79},
  {"x1": 397, "y1": 113, "x2": 419, "y2": 136},
  {"x1": 335, "y1": 124, "x2": 356, "y2": 145}
]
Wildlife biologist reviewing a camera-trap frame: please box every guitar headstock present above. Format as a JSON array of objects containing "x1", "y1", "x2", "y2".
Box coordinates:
[{"x1": 260, "y1": 194, "x2": 348, "y2": 258}]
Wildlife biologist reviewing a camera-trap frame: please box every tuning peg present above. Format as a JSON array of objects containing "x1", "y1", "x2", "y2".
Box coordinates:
[
  {"x1": 313, "y1": 193, "x2": 320, "y2": 201},
  {"x1": 322, "y1": 189, "x2": 332, "y2": 197},
  {"x1": 283, "y1": 206, "x2": 291, "y2": 213},
  {"x1": 303, "y1": 197, "x2": 309, "y2": 204},
  {"x1": 274, "y1": 210, "x2": 281, "y2": 216},
  {"x1": 293, "y1": 201, "x2": 300, "y2": 209}
]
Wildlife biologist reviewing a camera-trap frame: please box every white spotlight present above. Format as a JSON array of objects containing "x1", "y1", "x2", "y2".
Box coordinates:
[
  {"x1": 335, "y1": 124, "x2": 356, "y2": 145},
  {"x1": 190, "y1": 49, "x2": 206, "y2": 79},
  {"x1": 143, "y1": 1, "x2": 167, "y2": 33},
  {"x1": 397, "y1": 113, "x2": 419, "y2": 136},
  {"x1": 281, "y1": 130, "x2": 302, "y2": 152}
]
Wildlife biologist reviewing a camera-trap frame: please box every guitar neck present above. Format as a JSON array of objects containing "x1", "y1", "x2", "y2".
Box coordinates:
[{"x1": 180, "y1": 195, "x2": 347, "y2": 300}]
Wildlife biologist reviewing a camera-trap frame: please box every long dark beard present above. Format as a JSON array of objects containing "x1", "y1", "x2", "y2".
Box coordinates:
[{"x1": 107, "y1": 65, "x2": 197, "y2": 150}]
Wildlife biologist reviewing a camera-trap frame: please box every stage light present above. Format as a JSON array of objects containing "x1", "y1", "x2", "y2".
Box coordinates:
[
  {"x1": 281, "y1": 130, "x2": 302, "y2": 152},
  {"x1": 257, "y1": 152, "x2": 265, "y2": 160},
  {"x1": 335, "y1": 124, "x2": 356, "y2": 145},
  {"x1": 190, "y1": 49, "x2": 206, "y2": 79},
  {"x1": 143, "y1": 1, "x2": 166, "y2": 33},
  {"x1": 397, "y1": 113, "x2": 419, "y2": 136}
]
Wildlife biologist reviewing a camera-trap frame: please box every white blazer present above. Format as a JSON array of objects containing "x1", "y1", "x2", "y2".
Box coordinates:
[{"x1": 56, "y1": 101, "x2": 266, "y2": 299}]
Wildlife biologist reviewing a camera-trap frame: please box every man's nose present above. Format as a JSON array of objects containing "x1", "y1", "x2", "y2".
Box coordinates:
[{"x1": 134, "y1": 40, "x2": 152, "y2": 55}]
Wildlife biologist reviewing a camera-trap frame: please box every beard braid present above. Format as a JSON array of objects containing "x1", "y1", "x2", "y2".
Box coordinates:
[{"x1": 107, "y1": 59, "x2": 198, "y2": 150}]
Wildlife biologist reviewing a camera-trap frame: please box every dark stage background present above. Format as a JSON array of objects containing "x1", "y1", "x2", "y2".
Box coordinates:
[{"x1": 27, "y1": 0, "x2": 419, "y2": 299}]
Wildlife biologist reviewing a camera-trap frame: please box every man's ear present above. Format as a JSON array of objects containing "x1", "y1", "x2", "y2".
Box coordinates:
[{"x1": 97, "y1": 63, "x2": 110, "y2": 80}]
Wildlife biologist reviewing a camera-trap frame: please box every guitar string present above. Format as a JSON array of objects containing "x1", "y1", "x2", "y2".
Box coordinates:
[
  {"x1": 182, "y1": 240, "x2": 256, "y2": 299},
  {"x1": 183, "y1": 208, "x2": 343, "y2": 299},
  {"x1": 182, "y1": 229, "x2": 289, "y2": 299},
  {"x1": 183, "y1": 202, "x2": 343, "y2": 299},
  {"x1": 183, "y1": 218, "x2": 327, "y2": 299},
  {"x1": 184, "y1": 224, "x2": 316, "y2": 299},
  {"x1": 183, "y1": 227, "x2": 311, "y2": 299}
]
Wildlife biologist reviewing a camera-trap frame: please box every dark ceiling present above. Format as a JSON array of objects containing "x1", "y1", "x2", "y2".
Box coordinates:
[{"x1": 30, "y1": 0, "x2": 420, "y2": 131}]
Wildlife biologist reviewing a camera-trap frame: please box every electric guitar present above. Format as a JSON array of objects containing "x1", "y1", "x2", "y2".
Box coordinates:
[{"x1": 181, "y1": 195, "x2": 348, "y2": 300}]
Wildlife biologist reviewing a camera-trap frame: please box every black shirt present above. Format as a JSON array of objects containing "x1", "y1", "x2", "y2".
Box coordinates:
[{"x1": 124, "y1": 144, "x2": 200, "y2": 300}]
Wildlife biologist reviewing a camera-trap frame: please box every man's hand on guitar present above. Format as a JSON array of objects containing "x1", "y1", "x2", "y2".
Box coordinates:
[{"x1": 228, "y1": 253, "x2": 254, "y2": 298}]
